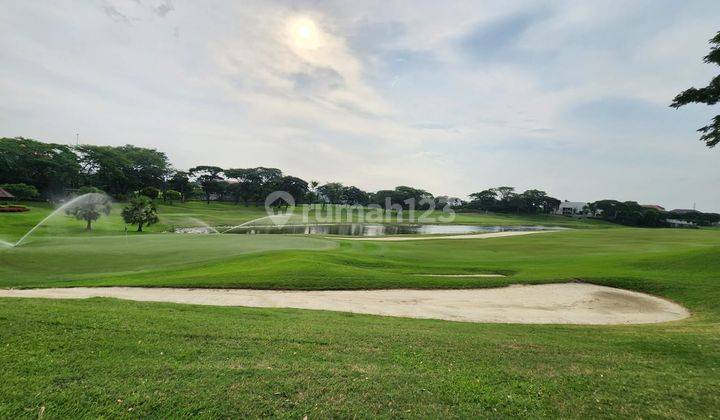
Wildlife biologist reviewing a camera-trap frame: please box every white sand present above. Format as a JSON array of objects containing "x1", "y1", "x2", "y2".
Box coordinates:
[
  {"x1": 336, "y1": 230, "x2": 557, "y2": 241},
  {"x1": 0, "y1": 283, "x2": 689, "y2": 325}
]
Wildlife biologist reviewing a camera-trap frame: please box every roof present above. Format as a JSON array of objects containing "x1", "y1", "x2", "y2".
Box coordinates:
[
  {"x1": 0, "y1": 187, "x2": 15, "y2": 199},
  {"x1": 641, "y1": 204, "x2": 665, "y2": 211},
  {"x1": 670, "y1": 209, "x2": 699, "y2": 214},
  {"x1": 558, "y1": 201, "x2": 587, "y2": 209}
]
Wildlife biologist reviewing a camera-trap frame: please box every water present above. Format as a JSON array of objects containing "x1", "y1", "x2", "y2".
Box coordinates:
[
  {"x1": 187, "y1": 218, "x2": 220, "y2": 234},
  {"x1": 220, "y1": 214, "x2": 294, "y2": 234},
  {"x1": 223, "y1": 223, "x2": 563, "y2": 236},
  {"x1": 8, "y1": 193, "x2": 110, "y2": 248}
]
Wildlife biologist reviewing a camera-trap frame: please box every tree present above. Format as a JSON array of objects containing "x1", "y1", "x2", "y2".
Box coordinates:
[
  {"x1": 75, "y1": 144, "x2": 170, "y2": 196},
  {"x1": 342, "y1": 186, "x2": 369, "y2": 205},
  {"x1": 519, "y1": 189, "x2": 549, "y2": 214},
  {"x1": 392, "y1": 186, "x2": 433, "y2": 209},
  {"x1": 671, "y1": 31, "x2": 720, "y2": 148},
  {"x1": 64, "y1": 193, "x2": 112, "y2": 230},
  {"x1": 223, "y1": 167, "x2": 282, "y2": 205},
  {"x1": 317, "y1": 182, "x2": 344, "y2": 204},
  {"x1": 168, "y1": 171, "x2": 191, "y2": 201},
  {"x1": 188, "y1": 166, "x2": 224, "y2": 204},
  {"x1": 469, "y1": 189, "x2": 498, "y2": 211},
  {"x1": 121, "y1": 196, "x2": 159, "y2": 232},
  {"x1": 164, "y1": 189, "x2": 181, "y2": 204},
  {"x1": 139, "y1": 186, "x2": 160, "y2": 199},
  {"x1": 0, "y1": 183, "x2": 40, "y2": 201},
  {"x1": 0, "y1": 137, "x2": 80, "y2": 196},
  {"x1": 276, "y1": 176, "x2": 309, "y2": 205}
]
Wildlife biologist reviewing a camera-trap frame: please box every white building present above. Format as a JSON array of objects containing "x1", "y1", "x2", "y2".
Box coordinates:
[
  {"x1": 666, "y1": 219, "x2": 697, "y2": 228},
  {"x1": 555, "y1": 201, "x2": 588, "y2": 216}
]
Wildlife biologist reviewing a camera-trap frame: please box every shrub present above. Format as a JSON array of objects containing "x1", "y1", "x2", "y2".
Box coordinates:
[
  {"x1": 164, "y1": 189, "x2": 181, "y2": 204},
  {"x1": 1, "y1": 183, "x2": 40, "y2": 200},
  {"x1": 78, "y1": 186, "x2": 103, "y2": 194},
  {"x1": 138, "y1": 186, "x2": 160, "y2": 199}
]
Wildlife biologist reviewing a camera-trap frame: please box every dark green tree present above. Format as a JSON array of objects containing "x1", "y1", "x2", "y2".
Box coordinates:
[
  {"x1": 276, "y1": 176, "x2": 309, "y2": 205},
  {"x1": 168, "y1": 171, "x2": 191, "y2": 201},
  {"x1": 121, "y1": 195, "x2": 159, "y2": 232},
  {"x1": 0, "y1": 137, "x2": 80, "y2": 196},
  {"x1": 317, "y1": 182, "x2": 345, "y2": 204},
  {"x1": 188, "y1": 166, "x2": 224, "y2": 204},
  {"x1": 342, "y1": 186, "x2": 369, "y2": 205},
  {"x1": 139, "y1": 186, "x2": 160, "y2": 199},
  {"x1": 671, "y1": 31, "x2": 720, "y2": 148}
]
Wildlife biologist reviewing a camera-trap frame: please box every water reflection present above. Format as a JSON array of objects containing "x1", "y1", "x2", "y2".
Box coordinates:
[{"x1": 219, "y1": 224, "x2": 562, "y2": 236}]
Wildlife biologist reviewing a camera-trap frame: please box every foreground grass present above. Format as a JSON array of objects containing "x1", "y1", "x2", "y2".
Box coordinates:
[{"x1": 1, "y1": 298, "x2": 718, "y2": 418}]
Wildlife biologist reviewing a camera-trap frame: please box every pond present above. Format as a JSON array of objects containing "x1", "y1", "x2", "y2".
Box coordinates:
[{"x1": 207, "y1": 224, "x2": 564, "y2": 236}]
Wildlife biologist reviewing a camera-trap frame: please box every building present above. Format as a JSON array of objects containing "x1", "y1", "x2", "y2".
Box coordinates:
[
  {"x1": 670, "y1": 209, "x2": 699, "y2": 215},
  {"x1": 641, "y1": 204, "x2": 665, "y2": 212},
  {"x1": 555, "y1": 201, "x2": 588, "y2": 216},
  {"x1": 666, "y1": 219, "x2": 697, "y2": 228},
  {"x1": 436, "y1": 196, "x2": 463, "y2": 207},
  {"x1": 0, "y1": 187, "x2": 15, "y2": 201}
]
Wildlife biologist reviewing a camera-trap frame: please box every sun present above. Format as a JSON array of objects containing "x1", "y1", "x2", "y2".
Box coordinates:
[
  {"x1": 297, "y1": 23, "x2": 312, "y2": 39},
  {"x1": 288, "y1": 17, "x2": 320, "y2": 48}
]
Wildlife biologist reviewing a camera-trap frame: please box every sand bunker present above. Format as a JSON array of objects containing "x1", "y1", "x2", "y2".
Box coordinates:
[
  {"x1": 338, "y1": 230, "x2": 557, "y2": 241},
  {"x1": 0, "y1": 283, "x2": 688, "y2": 325}
]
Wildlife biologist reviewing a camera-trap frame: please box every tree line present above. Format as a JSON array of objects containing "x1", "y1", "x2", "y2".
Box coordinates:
[
  {"x1": 3, "y1": 137, "x2": 717, "y2": 227},
  {"x1": 0, "y1": 137, "x2": 439, "y2": 209},
  {"x1": 588, "y1": 200, "x2": 720, "y2": 227}
]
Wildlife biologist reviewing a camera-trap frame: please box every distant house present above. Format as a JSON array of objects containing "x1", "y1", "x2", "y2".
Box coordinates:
[
  {"x1": 670, "y1": 209, "x2": 699, "y2": 215},
  {"x1": 641, "y1": 204, "x2": 665, "y2": 212},
  {"x1": 555, "y1": 201, "x2": 587, "y2": 216},
  {"x1": 666, "y1": 218, "x2": 697, "y2": 228},
  {"x1": 0, "y1": 187, "x2": 15, "y2": 201},
  {"x1": 436, "y1": 196, "x2": 463, "y2": 207}
]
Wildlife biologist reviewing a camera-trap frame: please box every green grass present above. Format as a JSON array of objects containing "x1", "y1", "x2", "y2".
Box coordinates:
[
  {"x1": 1, "y1": 201, "x2": 719, "y2": 417},
  {"x1": 0, "y1": 201, "x2": 612, "y2": 243}
]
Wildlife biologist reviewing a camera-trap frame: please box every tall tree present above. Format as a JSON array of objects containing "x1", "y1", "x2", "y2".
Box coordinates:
[
  {"x1": 469, "y1": 189, "x2": 498, "y2": 211},
  {"x1": 317, "y1": 182, "x2": 344, "y2": 204},
  {"x1": 0, "y1": 137, "x2": 80, "y2": 196},
  {"x1": 671, "y1": 31, "x2": 720, "y2": 148},
  {"x1": 168, "y1": 171, "x2": 191, "y2": 201},
  {"x1": 224, "y1": 167, "x2": 282, "y2": 205},
  {"x1": 342, "y1": 186, "x2": 369, "y2": 205},
  {"x1": 188, "y1": 166, "x2": 224, "y2": 204},
  {"x1": 276, "y1": 176, "x2": 309, "y2": 205}
]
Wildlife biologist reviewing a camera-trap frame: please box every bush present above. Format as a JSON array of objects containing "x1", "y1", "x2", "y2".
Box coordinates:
[
  {"x1": 78, "y1": 186, "x2": 104, "y2": 195},
  {"x1": 163, "y1": 189, "x2": 182, "y2": 204},
  {"x1": 1, "y1": 183, "x2": 40, "y2": 200},
  {"x1": 139, "y1": 186, "x2": 160, "y2": 199}
]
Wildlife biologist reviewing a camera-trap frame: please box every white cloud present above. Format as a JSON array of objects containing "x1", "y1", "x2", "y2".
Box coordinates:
[{"x1": 1, "y1": 0, "x2": 718, "y2": 210}]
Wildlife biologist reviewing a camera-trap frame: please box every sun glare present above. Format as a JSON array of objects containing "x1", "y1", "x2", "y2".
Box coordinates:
[{"x1": 289, "y1": 17, "x2": 320, "y2": 48}]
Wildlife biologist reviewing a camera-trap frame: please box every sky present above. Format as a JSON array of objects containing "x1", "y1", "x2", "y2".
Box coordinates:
[{"x1": 1, "y1": 0, "x2": 718, "y2": 211}]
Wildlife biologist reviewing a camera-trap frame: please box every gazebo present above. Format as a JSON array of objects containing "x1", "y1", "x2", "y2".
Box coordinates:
[{"x1": 0, "y1": 187, "x2": 15, "y2": 201}]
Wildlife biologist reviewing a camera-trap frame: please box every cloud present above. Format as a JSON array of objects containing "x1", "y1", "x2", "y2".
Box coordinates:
[
  {"x1": 1, "y1": 0, "x2": 719, "y2": 210},
  {"x1": 459, "y1": 8, "x2": 551, "y2": 62}
]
